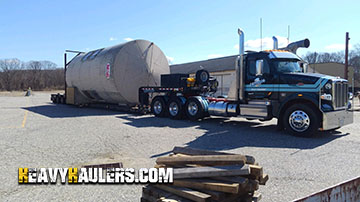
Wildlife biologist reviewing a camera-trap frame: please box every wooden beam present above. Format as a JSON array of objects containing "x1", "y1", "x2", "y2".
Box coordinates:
[
  {"x1": 173, "y1": 178, "x2": 240, "y2": 194},
  {"x1": 173, "y1": 165, "x2": 250, "y2": 179},
  {"x1": 252, "y1": 191, "x2": 262, "y2": 202},
  {"x1": 156, "y1": 155, "x2": 246, "y2": 166},
  {"x1": 155, "y1": 185, "x2": 211, "y2": 202},
  {"x1": 249, "y1": 165, "x2": 263, "y2": 177},
  {"x1": 172, "y1": 146, "x2": 256, "y2": 164},
  {"x1": 212, "y1": 176, "x2": 248, "y2": 188},
  {"x1": 143, "y1": 186, "x2": 192, "y2": 202},
  {"x1": 242, "y1": 179, "x2": 259, "y2": 192},
  {"x1": 259, "y1": 174, "x2": 269, "y2": 185},
  {"x1": 195, "y1": 189, "x2": 229, "y2": 201}
]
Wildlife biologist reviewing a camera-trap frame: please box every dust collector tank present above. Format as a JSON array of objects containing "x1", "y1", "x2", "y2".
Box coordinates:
[{"x1": 66, "y1": 40, "x2": 170, "y2": 105}]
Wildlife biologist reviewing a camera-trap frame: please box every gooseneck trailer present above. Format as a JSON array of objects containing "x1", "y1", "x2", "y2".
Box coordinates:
[{"x1": 52, "y1": 29, "x2": 353, "y2": 137}]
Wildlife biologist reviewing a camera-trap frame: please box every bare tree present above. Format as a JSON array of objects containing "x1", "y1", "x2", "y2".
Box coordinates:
[
  {"x1": 26, "y1": 61, "x2": 43, "y2": 90},
  {"x1": 303, "y1": 51, "x2": 344, "y2": 64},
  {"x1": 303, "y1": 52, "x2": 319, "y2": 64},
  {"x1": 0, "y1": 58, "x2": 21, "y2": 91},
  {"x1": 41, "y1": 60, "x2": 57, "y2": 69}
]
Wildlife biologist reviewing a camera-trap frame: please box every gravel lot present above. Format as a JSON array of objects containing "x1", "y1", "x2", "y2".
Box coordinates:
[{"x1": 0, "y1": 92, "x2": 359, "y2": 202}]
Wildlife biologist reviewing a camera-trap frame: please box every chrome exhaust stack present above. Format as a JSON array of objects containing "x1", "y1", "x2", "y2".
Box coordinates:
[
  {"x1": 281, "y1": 39, "x2": 310, "y2": 54},
  {"x1": 272, "y1": 36, "x2": 278, "y2": 49},
  {"x1": 236, "y1": 28, "x2": 245, "y2": 102}
]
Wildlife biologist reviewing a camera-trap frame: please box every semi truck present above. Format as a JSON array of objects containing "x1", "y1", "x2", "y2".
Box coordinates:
[{"x1": 52, "y1": 29, "x2": 353, "y2": 137}]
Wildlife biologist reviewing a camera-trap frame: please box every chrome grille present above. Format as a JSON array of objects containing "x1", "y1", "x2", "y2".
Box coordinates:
[{"x1": 333, "y1": 81, "x2": 348, "y2": 109}]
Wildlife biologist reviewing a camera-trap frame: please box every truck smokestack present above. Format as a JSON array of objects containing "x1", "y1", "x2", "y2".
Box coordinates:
[
  {"x1": 272, "y1": 36, "x2": 278, "y2": 49},
  {"x1": 237, "y1": 28, "x2": 245, "y2": 101},
  {"x1": 281, "y1": 39, "x2": 310, "y2": 54},
  {"x1": 238, "y1": 29, "x2": 244, "y2": 55}
]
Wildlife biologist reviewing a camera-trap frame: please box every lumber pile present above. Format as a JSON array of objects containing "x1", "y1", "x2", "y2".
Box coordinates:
[{"x1": 141, "y1": 147, "x2": 269, "y2": 202}]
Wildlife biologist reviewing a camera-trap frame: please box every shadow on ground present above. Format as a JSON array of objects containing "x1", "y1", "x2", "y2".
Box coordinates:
[
  {"x1": 23, "y1": 104, "x2": 123, "y2": 118},
  {"x1": 117, "y1": 115, "x2": 349, "y2": 153},
  {"x1": 23, "y1": 103, "x2": 349, "y2": 152}
]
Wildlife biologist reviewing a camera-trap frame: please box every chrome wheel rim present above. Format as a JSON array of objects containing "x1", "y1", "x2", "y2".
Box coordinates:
[
  {"x1": 153, "y1": 100, "x2": 162, "y2": 115},
  {"x1": 188, "y1": 102, "x2": 198, "y2": 116},
  {"x1": 289, "y1": 110, "x2": 310, "y2": 132},
  {"x1": 169, "y1": 102, "x2": 179, "y2": 116}
]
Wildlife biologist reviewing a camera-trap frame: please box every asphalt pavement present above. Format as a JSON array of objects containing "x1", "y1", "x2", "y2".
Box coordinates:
[{"x1": 0, "y1": 92, "x2": 359, "y2": 201}]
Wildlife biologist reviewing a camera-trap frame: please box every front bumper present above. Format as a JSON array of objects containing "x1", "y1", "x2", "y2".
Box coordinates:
[{"x1": 322, "y1": 109, "x2": 353, "y2": 130}]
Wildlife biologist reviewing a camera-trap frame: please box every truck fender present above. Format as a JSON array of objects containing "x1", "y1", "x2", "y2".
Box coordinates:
[{"x1": 277, "y1": 93, "x2": 320, "y2": 119}]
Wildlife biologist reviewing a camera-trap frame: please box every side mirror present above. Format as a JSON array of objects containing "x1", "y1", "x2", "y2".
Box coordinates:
[{"x1": 256, "y1": 60, "x2": 264, "y2": 76}]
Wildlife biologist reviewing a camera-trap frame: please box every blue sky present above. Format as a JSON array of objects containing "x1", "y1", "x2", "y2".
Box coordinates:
[{"x1": 1, "y1": 0, "x2": 359, "y2": 66}]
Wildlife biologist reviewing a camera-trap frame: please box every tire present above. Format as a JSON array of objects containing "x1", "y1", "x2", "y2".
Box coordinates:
[
  {"x1": 167, "y1": 97, "x2": 185, "y2": 119},
  {"x1": 195, "y1": 70, "x2": 210, "y2": 85},
  {"x1": 56, "y1": 96, "x2": 60, "y2": 104},
  {"x1": 60, "y1": 96, "x2": 65, "y2": 104},
  {"x1": 151, "y1": 96, "x2": 167, "y2": 117},
  {"x1": 283, "y1": 104, "x2": 319, "y2": 137},
  {"x1": 185, "y1": 97, "x2": 205, "y2": 121}
]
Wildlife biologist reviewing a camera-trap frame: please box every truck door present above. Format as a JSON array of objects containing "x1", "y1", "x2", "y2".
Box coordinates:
[{"x1": 245, "y1": 57, "x2": 277, "y2": 100}]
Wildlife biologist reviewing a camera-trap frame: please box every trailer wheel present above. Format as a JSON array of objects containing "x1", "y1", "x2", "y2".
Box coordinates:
[
  {"x1": 167, "y1": 97, "x2": 184, "y2": 119},
  {"x1": 60, "y1": 96, "x2": 65, "y2": 104},
  {"x1": 56, "y1": 96, "x2": 60, "y2": 104},
  {"x1": 283, "y1": 104, "x2": 319, "y2": 137},
  {"x1": 185, "y1": 97, "x2": 204, "y2": 121},
  {"x1": 151, "y1": 96, "x2": 167, "y2": 117}
]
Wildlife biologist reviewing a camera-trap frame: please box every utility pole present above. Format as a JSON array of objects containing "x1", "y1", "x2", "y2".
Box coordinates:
[{"x1": 345, "y1": 32, "x2": 350, "y2": 80}]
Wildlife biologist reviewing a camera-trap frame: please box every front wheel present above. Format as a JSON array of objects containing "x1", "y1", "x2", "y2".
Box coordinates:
[{"x1": 283, "y1": 104, "x2": 319, "y2": 137}]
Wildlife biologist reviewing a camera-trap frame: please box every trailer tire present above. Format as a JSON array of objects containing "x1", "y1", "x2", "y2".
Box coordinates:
[
  {"x1": 283, "y1": 104, "x2": 319, "y2": 137},
  {"x1": 167, "y1": 97, "x2": 185, "y2": 119},
  {"x1": 60, "y1": 96, "x2": 65, "y2": 104},
  {"x1": 185, "y1": 97, "x2": 205, "y2": 121},
  {"x1": 56, "y1": 96, "x2": 60, "y2": 104},
  {"x1": 151, "y1": 96, "x2": 167, "y2": 117}
]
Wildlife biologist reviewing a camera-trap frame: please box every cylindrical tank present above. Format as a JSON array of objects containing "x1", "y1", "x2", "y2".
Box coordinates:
[{"x1": 66, "y1": 40, "x2": 170, "y2": 105}]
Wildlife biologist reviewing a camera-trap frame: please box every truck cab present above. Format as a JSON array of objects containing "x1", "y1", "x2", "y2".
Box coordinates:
[{"x1": 229, "y1": 49, "x2": 353, "y2": 136}]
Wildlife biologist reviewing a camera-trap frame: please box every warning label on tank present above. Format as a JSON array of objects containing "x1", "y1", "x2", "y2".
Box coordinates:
[{"x1": 105, "y1": 63, "x2": 111, "y2": 79}]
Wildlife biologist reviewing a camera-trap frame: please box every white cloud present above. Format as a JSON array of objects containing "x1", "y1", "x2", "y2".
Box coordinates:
[
  {"x1": 109, "y1": 37, "x2": 118, "y2": 41},
  {"x1": 124, "y1": 37, "x2": 133, "y2": 42},
  {"x1": 166, "y1": 56, "x2": 174, "y2": 64},
  {"x1": 325, "y1": 43, "x2": 352, "y2": 51},
  {"x1": 208, "y1": 54, "x2": 225, "y2": 59},
  {"x1": 234, "y1": 36, "x2": 288, "y2": 51}
]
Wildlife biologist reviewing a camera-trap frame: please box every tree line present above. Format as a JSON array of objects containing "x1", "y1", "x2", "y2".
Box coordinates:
[
  {"x1": 0, "y1": 59, "x2": 64, "y2": 91},
  {"x1": 1, "y1": 46, "x2": 359, "y2": 91},
  {"x1": 302, "y1": 44, "x2": 360, "y2": 73}
]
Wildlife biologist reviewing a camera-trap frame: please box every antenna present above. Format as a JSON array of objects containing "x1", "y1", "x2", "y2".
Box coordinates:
[
  {"x1": 260, "y1": 18, "x2": 263, "y2": 51},
  {"x1": 287, "y1": 25, "x2": 290, "y2": 45}
]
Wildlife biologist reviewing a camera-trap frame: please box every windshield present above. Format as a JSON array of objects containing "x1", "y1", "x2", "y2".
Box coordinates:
[{"x1": 273, "y1": 60, "x2": 302, "y2": 73}]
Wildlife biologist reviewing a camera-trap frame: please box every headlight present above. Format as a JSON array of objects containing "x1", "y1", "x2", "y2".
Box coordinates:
[
  {"x1": 321, "y1": 93, "x2": 332, "y2": 101},
  {"x1": 325, "y1": 83, "x2": 332, "y2": 90}
]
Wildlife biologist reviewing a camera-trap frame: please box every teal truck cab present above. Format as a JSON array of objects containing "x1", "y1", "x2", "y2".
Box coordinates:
[{"x1": 139, "y1": 29, "x2": 353, "y2": 137}]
